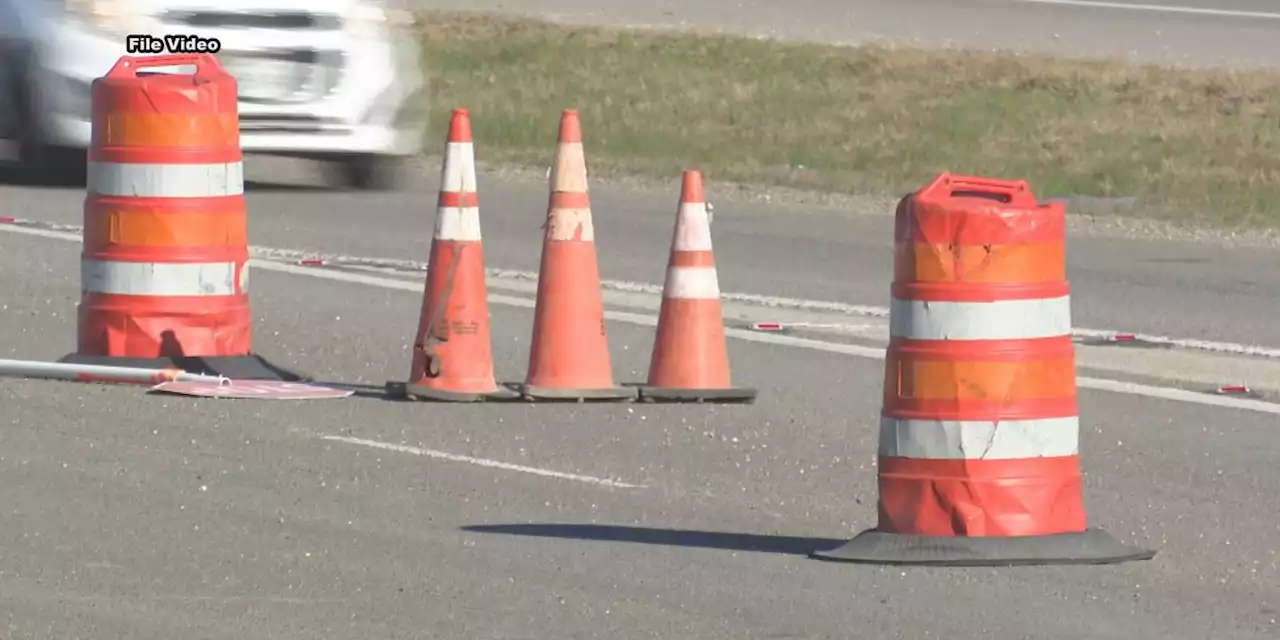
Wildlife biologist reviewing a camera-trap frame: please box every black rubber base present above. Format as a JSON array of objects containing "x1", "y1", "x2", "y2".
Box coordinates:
[
  {"x1": 811, "y1": 528, "x2": 1157, "y2": 567},
  {"x1": 635, "y1": 385, "x2": 758, "y2": 404},
  {"x1": 58, "y1": 353, "x2": 308, "y2": 382},
  {"x1": 386, "y1": 380, "x2": 521, "y2": 402},
  {"x1": 514, "y1": 383, "x2": 638, "y2": 402}
]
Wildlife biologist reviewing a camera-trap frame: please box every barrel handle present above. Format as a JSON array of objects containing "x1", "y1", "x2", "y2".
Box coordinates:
[
  {"x1": 917, "y1": 171, "x2": 1033, "y2": 204},
  {"x1": 104, "y1": 53, "x2": 225, "y2": 78}
]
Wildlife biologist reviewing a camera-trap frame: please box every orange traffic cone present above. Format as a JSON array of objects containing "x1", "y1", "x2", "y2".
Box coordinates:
[
  {"x1": 518, "y1": 109, "x2": 634, "y2": 402},
  {"x1": 390, "y1": 108, "x2": 516, "y2": 402},
  {"x1": 638, "y1": 171, "x2": 755, "y2": 404}
]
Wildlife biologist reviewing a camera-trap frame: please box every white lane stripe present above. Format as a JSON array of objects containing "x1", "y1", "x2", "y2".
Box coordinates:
[
  {"x1": 890, "y1": 295, "x2": 1071, "y2": 341},
  {"x1": 1016, "y1": 0, "x2": 1280, "y2": 20},
  {"x1": 879, "y1": 416, "x2": 1079, "y2": 460},
  {"x1": 435, "y1": 206, "x2": 482, "y2": 242},
  {"x1": 4, "y1": 223, "x2": 1280, "y2": 415},
  {"x1": 672, "y1": 202, "x2": 713, "y2": 251},
  {"x1": 440, "y1": 142, "x2": 477, "y2": 192},
  {"x1": 228, "y1": 243, "x2": 1280, "y2": 360},
  {"x1": 82, "y1": 259, "x2": 241, "y2": 296},
  {"x1": 88, "y1": 162, "x2": 244, "y2": 198},
  {"x1": 547, "y1": 208, "x2": 595, "y2": 242},
  {"x1": 246, "y1": 260, "x2": 1280, "y2": 416},
  {"x1": 322, "y1": 435, "x2": 642, "y2": 489},
  {"x1": 663, "y1": 266, "x2": 721, "y2": 300}
]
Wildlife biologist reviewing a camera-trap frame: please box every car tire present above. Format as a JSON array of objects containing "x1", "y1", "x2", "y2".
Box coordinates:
[{"x1": 325, "y1": 154, "x2": 405, "y2": 191}]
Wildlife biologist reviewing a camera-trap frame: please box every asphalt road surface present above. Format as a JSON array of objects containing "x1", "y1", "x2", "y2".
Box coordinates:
[
  {"x1": 424, "y1": 0, "x2": 1280, "y2": 68},
  {"x1": 3, "y1": 158, "x2": 1280, "y2": 637},
  {"x1": 4, "y1": 1, "x2": 1280, "y2": 635}
]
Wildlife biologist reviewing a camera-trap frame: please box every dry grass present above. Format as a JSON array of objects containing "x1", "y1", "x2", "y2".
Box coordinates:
[{"x1": 414, "y1": 10, "x2": 1280, "y2": 228}]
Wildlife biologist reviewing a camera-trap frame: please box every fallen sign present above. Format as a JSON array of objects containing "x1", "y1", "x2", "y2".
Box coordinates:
[{"x1": 150, "y1": 380, "x2": 353, "y2": 400}]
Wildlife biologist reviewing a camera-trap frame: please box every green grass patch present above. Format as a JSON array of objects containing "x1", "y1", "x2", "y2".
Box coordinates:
[{"x1": 414, "y1": 10, "x2": 1280, "y2": 228}]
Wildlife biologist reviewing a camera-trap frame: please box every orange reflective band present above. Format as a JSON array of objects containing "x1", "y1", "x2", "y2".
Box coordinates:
[
  {"x1": 886, "y1": 355, "x2": 1077, "y2": 402},
  {"x1": 84, "y1": 209, "x2": 247, "y2": 249},
  {"x1": 94, "y1": 113, "x2": 240, "y2": 148},
  {"x1": 895, "y1": 242, "x2": 1065, "y2": 284}
]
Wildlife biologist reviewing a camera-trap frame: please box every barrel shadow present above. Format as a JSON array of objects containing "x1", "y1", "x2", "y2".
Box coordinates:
[{"x1": 462, "y1": 523, "x2": 846, "y2": 556}]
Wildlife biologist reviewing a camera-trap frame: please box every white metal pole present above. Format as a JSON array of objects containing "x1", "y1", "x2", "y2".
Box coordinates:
[{"x1": 0, "y1": 359, "x2": 229, "y2": 386}]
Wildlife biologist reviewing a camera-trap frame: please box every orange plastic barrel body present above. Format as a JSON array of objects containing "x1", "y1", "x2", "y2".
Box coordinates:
[
  {"x1": 78, "y1": 54, "x2": 250, "y2": 359},
  {"x1": 878, "y1": 172, "x2": 1085, "y2": 538}
]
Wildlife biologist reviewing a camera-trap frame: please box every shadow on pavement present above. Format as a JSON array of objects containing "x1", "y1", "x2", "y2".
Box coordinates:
[
  {"x1": 244, "y1": 180, "x2": 337, "y2": 193},
  {"x1": 462, "y1": 523, "x2": 847, "y2": 556}
]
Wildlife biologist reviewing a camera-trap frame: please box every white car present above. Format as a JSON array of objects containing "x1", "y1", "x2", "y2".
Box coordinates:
[{"x1": 0, "y1": 0, "x2": 428, "y2": 189}]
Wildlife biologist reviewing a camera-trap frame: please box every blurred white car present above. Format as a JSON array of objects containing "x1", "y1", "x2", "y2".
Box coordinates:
[{"x1": 0, "y1": 0, "x2": 428, "y2": 189}]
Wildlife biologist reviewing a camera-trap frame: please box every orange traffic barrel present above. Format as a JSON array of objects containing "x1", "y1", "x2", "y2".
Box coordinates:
[
  {"x1": 814, "y1": 172, "x2": 1155, "y2": 566},
  {"x1": 60, "y1": 54, "x2": 300, "y2": 381}
]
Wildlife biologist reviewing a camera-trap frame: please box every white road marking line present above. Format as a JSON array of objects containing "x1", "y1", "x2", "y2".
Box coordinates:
[
  {"x1": 4, "y1": 222, "x2": 1280, "y2": 415},
  {"x1": 256, "y1": 260, "x2": 1280, "y2": 416},
  {"x1": 321, "y1": 435, "x2": 643, "y2": 489},
  {"x1": 247, "y1": 245, "x2": 1280, "y2": 360},
  {"x1": 1016, "y1": 0, "x2": 1280, "y2": 20}
]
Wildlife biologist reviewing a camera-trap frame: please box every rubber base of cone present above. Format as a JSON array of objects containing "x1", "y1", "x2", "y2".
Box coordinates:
[
  {"x1": 59, "y1": 353, "x2": 307, "y2": 381},
  {"x1": 810, "y1": 528, "x2": 1156, "y2": 567},
  {"x1": 515, "y1": 383, "x2": 637, "y2": 402},
  {"x1": 385, "y1": 381, "x2": 521, "y2": 403},
  {"x1": 635, "y1": 385, "x2": 758, "y2": 404}
]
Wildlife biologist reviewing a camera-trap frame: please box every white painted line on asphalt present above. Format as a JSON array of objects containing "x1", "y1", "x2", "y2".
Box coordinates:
[
  {"x1": 254, "y1": 260, "x2": 1280, "y2": 416},
  {"x1": 1016, "y1": 0, "x2": 1280, "y2": 20},
  {"x1": 321, "y1": 435, "x2": 643, "y2": 489},
  {"x1": 248, "y1": 245, "x2": 1280, "y2": 360},
  {"x1": 4, "y1": 222, "x2": 1280, "y2": 415},
  {"x1": 9, "y1": 221, "x2": 1279, "y2": 360}
]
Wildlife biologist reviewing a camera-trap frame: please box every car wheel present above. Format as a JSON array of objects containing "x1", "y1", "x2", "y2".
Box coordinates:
[{"x1": 325, "y1": 154, "x2": 405, "y2": 191}]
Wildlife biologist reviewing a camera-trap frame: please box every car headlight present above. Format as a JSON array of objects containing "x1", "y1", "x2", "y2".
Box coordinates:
[{"x1": 47, "y1": 0, "x2": 152, "y2": 39}]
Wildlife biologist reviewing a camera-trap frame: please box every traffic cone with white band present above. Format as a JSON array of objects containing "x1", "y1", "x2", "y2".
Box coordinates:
[
  {"x1": 518, "y1": 109, "x2": 634, "y2": 401},
  {"x1": 638, "y1": 170, "x2": 755, "y2": 403},
  {"x1": 390, "y1": 108, "x2": 516, "y2": 402}
]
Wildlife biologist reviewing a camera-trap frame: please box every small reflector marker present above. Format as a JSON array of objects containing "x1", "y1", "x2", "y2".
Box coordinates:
[
  {"x1": 751, "y1": 322, "x2": 784, "y2": 331},
  {"x1": 298, "y1": 259, "x2": 323, "y2": 266},
  {"x1": 1216, "y1": 385, "x2": 1251, "y2": 394},
  {"x1": 0, "y1": 217, "x2": 15, "y2": 223},
  {"x1": 1112, "y1": 334, "x2": 1136, "y2": 341}
]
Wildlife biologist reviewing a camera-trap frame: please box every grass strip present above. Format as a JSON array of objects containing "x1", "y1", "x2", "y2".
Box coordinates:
[{"x1": 414, "y1": 10, "x2": 1280, "y2": 228}]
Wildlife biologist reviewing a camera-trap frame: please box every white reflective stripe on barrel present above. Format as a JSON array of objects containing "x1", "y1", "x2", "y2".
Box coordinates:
[
  {"x1": 81, "y1": 260, "x2": 241, "y2": 296},
  {"x1": 878, "y1": 416, "x2": 1080, "y2": 459},
  {"x1": 889, "y1": 295, "x2": 1072, "y2": 341},
  {"x1": 88, "y1": 161, "x2": 245, "y2": 198}
]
